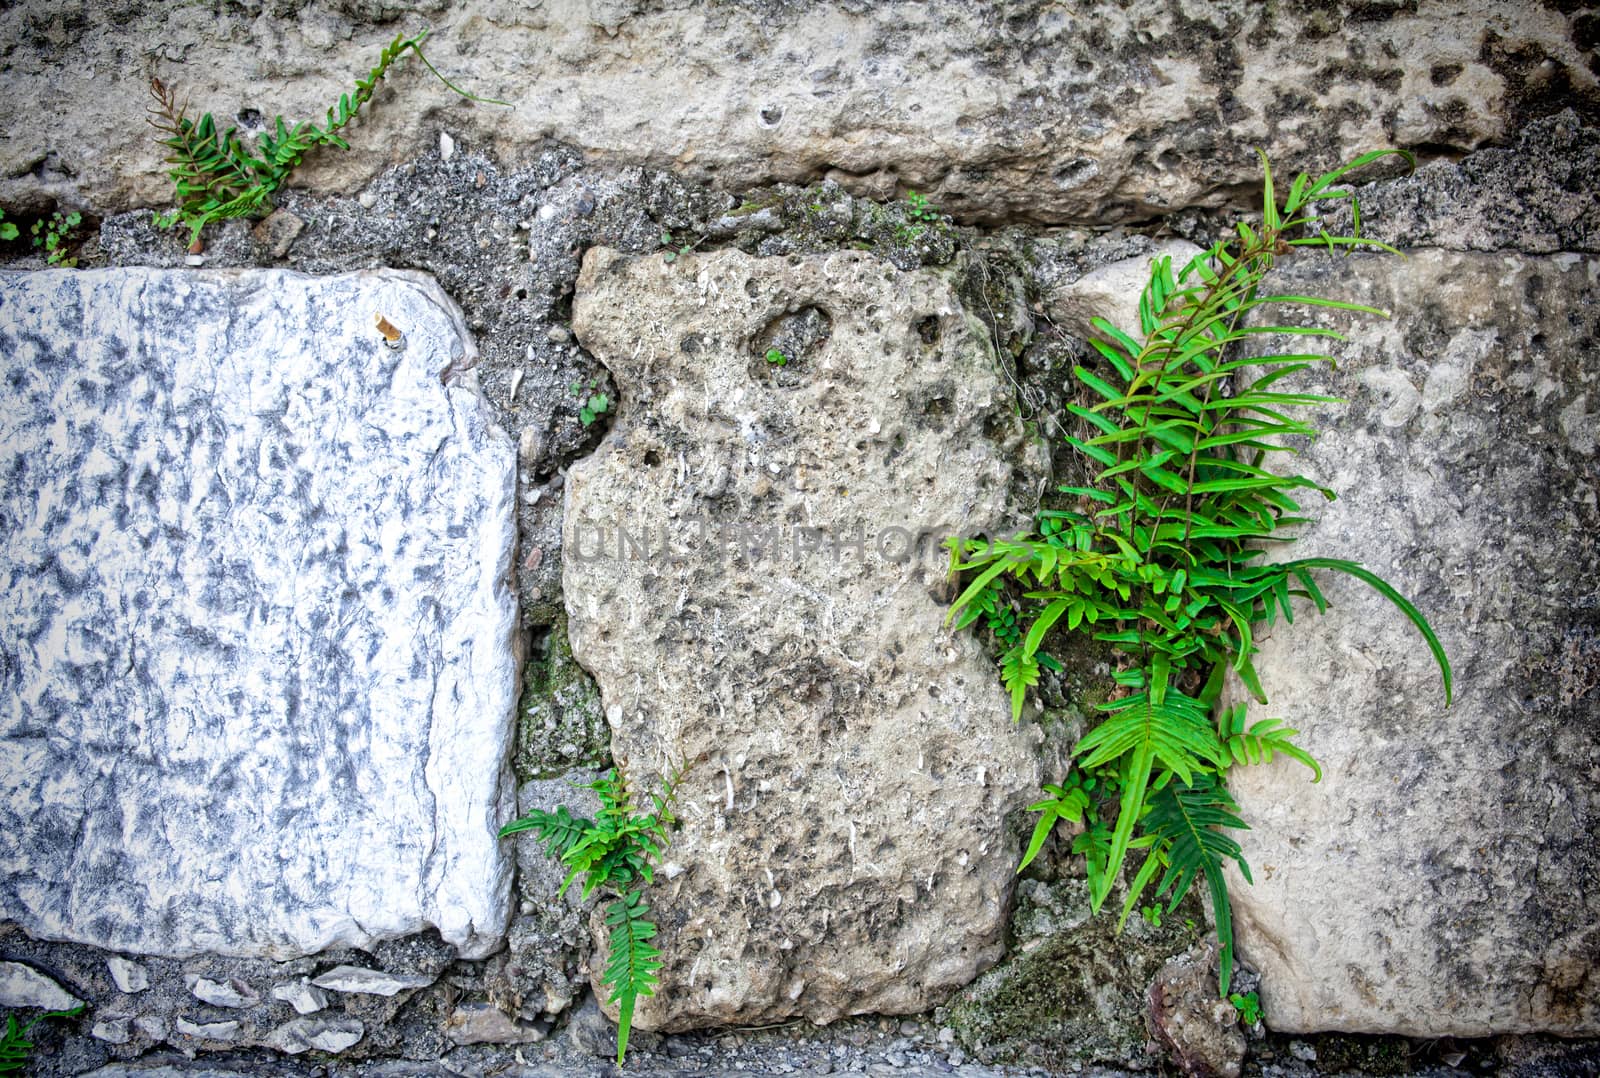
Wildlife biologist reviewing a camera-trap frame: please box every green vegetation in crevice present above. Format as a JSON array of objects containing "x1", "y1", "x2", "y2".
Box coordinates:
[
  {"x1": 515, "y1": 611, "x2": 609, "y2": 783},
  {"x1": 726, "y1": 181, "x2": 962, "y2": 270},
  {"x1": 947, "y1": 150, "x2": 1452, "y2": 996},
  {"x1": 1, "y1": 1006, "x2": 85, "y2": 1073},
  {"x1": 149, "y1": 29, "x2": 507, "y2": 246},
  {"x1": 500, "y1": 763, "x2": 689, "y2": 1065}
]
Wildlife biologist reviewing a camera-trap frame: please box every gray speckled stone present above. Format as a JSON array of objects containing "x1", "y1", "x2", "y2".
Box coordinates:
[{"x1": 0, "y1": 269, "x2": 519, "y2": 961}]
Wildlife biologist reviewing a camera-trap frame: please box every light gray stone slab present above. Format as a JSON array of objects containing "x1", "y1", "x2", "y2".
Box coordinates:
[
  {"x1": 0, "y1": 269, "x2": 519, "y2": 961},
  {"x1": 1225, "y1": 251, "x2": 1600, "y2": 1035},
  {"x1": 0, "y1": 960, "x2": 80, "y2": 1010},
  {"x1": 311, "y1": 964, "x2": 435, "y2": 996}
]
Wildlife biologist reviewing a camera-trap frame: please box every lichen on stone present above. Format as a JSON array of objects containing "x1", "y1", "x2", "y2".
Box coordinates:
[{"x1": 514, "y1": 611, "x2": 610, "y2": 782}]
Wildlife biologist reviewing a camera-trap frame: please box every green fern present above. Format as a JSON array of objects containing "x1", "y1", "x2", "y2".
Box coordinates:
[
  {"x1": 950, "y1": 149, "x2": 1451, "y2": 995},
  {"x1": 1121, "y1": 773, "x2": 1253, "y2": 980},
  {"x1": 604, "y1": 890, "x2": 663, "y2": 1062},
  {"x1": 0, "y1": 1006, "x2": 85, "y2": 1073},
  {"x1": 499, "y1": 762, "x2": 688, "y2": 1065},
  {"x1": 149, "y1": 30, "x2": 508, "y2": 246}
]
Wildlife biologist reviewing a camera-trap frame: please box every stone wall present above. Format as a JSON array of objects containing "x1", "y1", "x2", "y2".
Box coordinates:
[{"x1": 0, "y1": 1, "x2": 1596, "y2": 1074}]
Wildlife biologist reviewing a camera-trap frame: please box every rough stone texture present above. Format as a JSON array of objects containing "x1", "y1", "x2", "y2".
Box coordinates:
[
  {"x1": 564, "y1": 246, "x2": 1043, "y2": 1029},
  {"x1": 1225, "y1": 250, "x2": 1600, "y2": 1036},
  {"x1": 941, "y1": 877, "x2": 1204, "y2": 1069},
  {"x1": 443, "y1": 1002, "x2": 545, "y2": 1046},
  {"x1": 0, "y1": 960, "x2": 80, "y2": 1010},
  {"x1": 1315, "y1": 111, "x2": 1600, "y2": 255},
  {"x1": 1, "y1": 2, "x2": 1593, "y2": 224},
  {"x1": 1046, "y1": 239, "x2": 1205, "y2": 340},
  {"x1": 1146, "y1": 943, "x2": 1246, "y2": 1078},
  {"x1": 311, "y1": 965, "x2": 436, "y2": 997},
  {"x1": 0, "y1": 268, "x2": 519, "y2": 960}
]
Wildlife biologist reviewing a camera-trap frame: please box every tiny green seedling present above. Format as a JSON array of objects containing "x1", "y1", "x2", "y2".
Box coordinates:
[
  {"x1": 0, "y1": 209, "x2": 18, "y2": 243},
  {"x1": 660, "y1": 231, "x2": 696, "y2": 263},
  {"x1": 1229, "y1": 991, "x2": 1263, "y2": 1026},
  {"x1": 764, "y1": 347, "x2": 789, "y2": 367},
  {"x1": 31, "y1": 211, "x2": 83, "y2": 267},
  {"x1": 904, "y1": 190, "x2": 939, "y2": 223},
  {"x1": 1140, "y1": 904, "x2": 1164, "y2": 928},
  {"x1": 571, "y1": 377, "x2": 610, "y2": 428}
]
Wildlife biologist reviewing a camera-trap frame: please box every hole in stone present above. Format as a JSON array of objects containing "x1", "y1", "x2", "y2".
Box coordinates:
[
  {"x1": 916, "y1": 315, "x2": 940, "y2": 344},
  {"x1": 643, "y1": 449, "x2": 662, "y2": 467},
  {"x1": 750, "y1": 304, "x2": 833, "y2": 387},
  {"x1": 758, "y1": 105, "x2": 784, "y2": 128},
  {"x1": 1054, "y1": 158, "x2": 1098, "y2": 189},
  {"x1": 744, "y1": 279, "x2": 760, "y2": 299},
  {"x1": 680, "y1": 334, "x2": 704, "y2": 355},
  {"x1": 237, "y1": 108, "x2": 264, "y2": 129},
  {"x1": 515, "y1": 287, "x2": 528, "y2": 300}
]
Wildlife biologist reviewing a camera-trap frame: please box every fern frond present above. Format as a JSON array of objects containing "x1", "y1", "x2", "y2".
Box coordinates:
[
  {"x1": 604, "y1": 891, "x2": 662, "y2": 1065},
  {"x1": 1141, "y1": 773, "x2": 1252, "y2": 994},
  {"x1": 1217, "y1": 703, "x2": 1322, "y2": 780},
  {"x1": 497, "y1": 804, "x2": 594, "y2": 859},
  {"x1": 1074, "y1": 688, "x2": 1224, "y2": 910}
]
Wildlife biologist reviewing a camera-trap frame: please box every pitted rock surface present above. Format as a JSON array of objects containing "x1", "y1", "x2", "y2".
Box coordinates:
[
  {"x1": 564, "y1": 247, "x2": 1043, "y2": 1029},
  {"x1": 0, "y1": 268, "x2": 518, "y2": 960},
  {"x1": 1225, "y1": 251, "x2": 1600, "y2": 1036},
  {"x1": 0, "y1": 2, "x2": 1592, "y2": 224}
]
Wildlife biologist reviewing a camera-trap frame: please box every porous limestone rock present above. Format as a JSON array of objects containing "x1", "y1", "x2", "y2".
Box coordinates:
[
  {"x1": 0, "y1": 2, "x2": 1591, "y2": 224},
  {"x1": 1146, "y1": 943, "x2": 1246, "y2": 1078},
  {"x1": 0, "y1": 268, "x2": 519, "y2": 961},
  {"x1": 1224, "y1": 250, "x2": 1600, "y2": 1036},
  {"x1": 564, "y1": 247, "x2": 1044, "y2": 1029},
  {"x1": 940, "y1": 877, "x2": 1204, "y2": 1069}
]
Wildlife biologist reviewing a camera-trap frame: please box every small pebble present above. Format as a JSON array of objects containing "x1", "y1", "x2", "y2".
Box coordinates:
[
  {"x1": 440, "y1": 131, "x2": 455, "y2": 161},
  {"x1": 107, "y1": 957, "x2": 150, "y2": 995},
  {"x1": 546, "y1": 325, "x2": 572, "y2": 344},
  {"x1": 358, "y1": 191, "x2": 378, "y2": 209},
  {"x1": 185, "y1": 254, "x2": 205, "y2": 267}
]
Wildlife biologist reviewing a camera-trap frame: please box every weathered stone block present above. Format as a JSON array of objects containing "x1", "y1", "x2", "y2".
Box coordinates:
[
  {"x1": 1225, "y1": 251, "x2": 1599, "y2": 1036},
  {"x1": 0, "y1": 269, "x2": 518, "y2": 960},
  {"x1": 565, "y1": 248, "x2": 1043, "y2": 1029}
]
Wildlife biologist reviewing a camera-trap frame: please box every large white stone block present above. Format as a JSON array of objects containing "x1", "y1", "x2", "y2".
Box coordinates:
[{"x1": 0, "y1": 269, "x2": 518, "y2": 959}]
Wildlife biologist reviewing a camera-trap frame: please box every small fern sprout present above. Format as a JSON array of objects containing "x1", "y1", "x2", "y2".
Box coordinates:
[
  {"x1": 499, "y1": 757, "x2": 693, "y2": 1064},
  {"x1": 149, "y1": 30, "x2": 508, "y2": 246}
]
